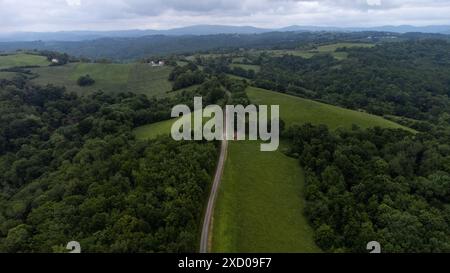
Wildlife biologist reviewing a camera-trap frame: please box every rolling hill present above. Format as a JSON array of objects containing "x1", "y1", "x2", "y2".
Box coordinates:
[
  {"x1": 29, "y1": 62, "x2": 173, "y2": 97},
  {"x1": 0, "y1": 31, "x2": 416, "y2": 61},
  {"x1": 0, "y1": 53, "x2": 50, "y2": 69},
  {"x1": 246, "y1": 87, "x2": 414, "y2": 131},
  {"x1": 131, "y1": 85, "x2": 414, "y2": 252},
  {"x1": 261, "y1": 42, "x2": 375, "y2": 60},
  {"x1": 1, "y1": 25, "x2": 450, "y2": 43},
  {"x1": 211, "y1": 86, "x2": 414, "y2": 253}
]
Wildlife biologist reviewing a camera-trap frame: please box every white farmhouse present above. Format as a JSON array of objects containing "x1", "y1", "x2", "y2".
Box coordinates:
[{"x1": 150, "y1": 60, "x2": 165, "y2": 67}]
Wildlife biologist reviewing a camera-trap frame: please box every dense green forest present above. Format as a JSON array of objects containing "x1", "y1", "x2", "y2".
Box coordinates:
[
  {"x1": 285, "y1": 124, "x2": 450, "y2": 252},
  {"x1": 0, "y1": 77, "x2": 219, "y2": 252},
  {"x1": 247, "y1": 38, "x2": 449, "y2": 252},
  {"x1": 1, "y1": 34, "x2": 450, "y2": 253},
  {"x1": 169, "y1": 63, "x2": 206, "y2": 91},
  {"x1": 1, "y1": 32, "x2": 448, "y2": 61},
  {"x1": 268, "y1": 40, "x2": 450, "y2": 252},
  {"x1": 255, "y1": 40, "x2": 450, "y2": 123},
  {"x1": 0, "y1": 32, "x2": 368, "y2": 60},
  {"x1": 0, "y1": 63, "x2": 253, "y2": 252}
]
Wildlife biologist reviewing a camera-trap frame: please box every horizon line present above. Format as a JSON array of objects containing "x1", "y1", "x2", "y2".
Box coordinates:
[{"x1": 1, "y1": 24, "x2": 450, "y2": 35}]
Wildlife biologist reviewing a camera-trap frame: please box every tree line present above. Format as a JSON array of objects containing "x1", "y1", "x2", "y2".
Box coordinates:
[
  {"x1": 255, "y1": 40, "x2": 450, "y2": 123},
  {"x1": 284, "y1": 124, "x2": 450, "y2": 252},
  {"x1": 0, "y1": 77, "x2": 219, "y2": 252}
]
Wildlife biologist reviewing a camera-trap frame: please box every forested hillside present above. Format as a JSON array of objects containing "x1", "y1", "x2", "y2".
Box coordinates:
[
  {"x1": 1, "y1": 35, "x2": 450, "y2": 253},
  {"x1": 284, "y1": 124, "x2": 450, "y2": 252},
  {"x1": 2, "y1": 32, "x2": 445, "y2": 61},
  {"x1": 255, "y1": 40, "x2": 450, "y2": 124},
  {"x1": 250, "y1": 39, "x2": 450, "y2": 252},
  {"x1": 0, "y1": 77, "x2": 218, "y2": 252}
]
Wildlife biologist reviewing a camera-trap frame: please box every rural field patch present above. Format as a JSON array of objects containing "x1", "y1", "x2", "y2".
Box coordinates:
[
  {"x1": 0, "y1": 53, "x2": 50, "y2": 69},
  {"x1": 246, "y1": 87, "x2": 413, "y2": 131},
  {"x1": 31, "y1": 62, "x2": 174, "y2": 97},
  {"x1": 212, "y1": 140, "x2": 320, "y2": 253},
  {"x1": 0, "y1": 71, "x2": 18, "y2": 80},
  {"x1": 211, "y1": 85, "x2": 412, "y2": 253},
  {"x1": 230, "y1": 63, "x2": 261, "y2": 72},
  {"x1": 261, "y1": 42, "x2": 375, "y2": 60}
]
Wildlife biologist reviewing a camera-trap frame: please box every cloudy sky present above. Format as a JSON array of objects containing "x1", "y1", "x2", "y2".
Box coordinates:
[{"x1": 1, "y1": 0, "x2": 450, "y2": 32}]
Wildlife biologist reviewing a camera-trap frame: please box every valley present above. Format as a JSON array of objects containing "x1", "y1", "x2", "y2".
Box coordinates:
[{"x1": 1, "y1": 36, "x2": 449, "y2": 253}]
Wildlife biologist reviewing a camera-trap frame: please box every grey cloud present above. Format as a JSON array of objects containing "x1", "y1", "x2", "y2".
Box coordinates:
[
  {"x1": 0, "y1": 0, "x2": 450, "y2": 32},
  {"x1": 291, "y1": 0, "x2": 450, "y2": 11},
  {"x1": 124, "y1": 0, "x2": 242, "y2": 15},
  {"x1": 291, "y1": 0, "x2": 398, "y2": 10}
]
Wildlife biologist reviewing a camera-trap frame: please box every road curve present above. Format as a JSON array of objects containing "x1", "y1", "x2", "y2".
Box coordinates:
[{"x1": 199, "y1": 112, "x2": 228, "y2": 253}]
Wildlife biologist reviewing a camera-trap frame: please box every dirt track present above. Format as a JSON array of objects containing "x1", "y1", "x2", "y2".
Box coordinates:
[{"x1": 199, "y1": 112, "x2": 228, "y2": 253}]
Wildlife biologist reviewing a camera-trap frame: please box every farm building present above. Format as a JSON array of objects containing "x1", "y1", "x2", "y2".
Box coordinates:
[{"x1": 150, "y1": 60, "x2": 165, "y2": 67}]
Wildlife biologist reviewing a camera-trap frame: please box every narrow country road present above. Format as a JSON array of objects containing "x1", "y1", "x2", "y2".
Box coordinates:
[{"x1": 200, "y1": 111, "x2": 228, "y2": 253}]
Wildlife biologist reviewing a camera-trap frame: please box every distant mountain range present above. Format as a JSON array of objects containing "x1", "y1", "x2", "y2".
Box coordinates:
[{"x1": 1, "y1": 24, "x2": 450, "y2": 42}]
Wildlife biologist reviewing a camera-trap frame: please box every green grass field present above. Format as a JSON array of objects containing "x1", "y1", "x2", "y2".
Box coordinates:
[
  {"x1": 133, "y1": 119, "x2": 175, "y2": 140},
  {"x1": 212, "y1": 140, "x2": 321, "y2": 253},
  {"x1": 226, "y1": 74, "x2": 250, "y2": 81},
  {"x1": 247, "y1": 87, "x2": 414, "y2": 131},
  {"x1": 133, "y1": 110, "x2": 205, "y2": 140},
  {"x1": 211, "y1": 86, "x2": 413, "y2": 253},
  {"x1": 30, "y1": 63, "x2": 78, "y2": 87},
  {"x1": 0, "y1": 72, "x2": 18, "y2": 80},
  {"x1": 30, "y1": 62, "x2": 173, "y2": 97},
  {"x1": 71, "y1": 63, "x2": 132, "y2": 93},
  {"x1": 230, "y1": 63, "x2": 261, "y2": 72},
  {"x1": 268, "y1": 50, "x2": 315, "y2": 58},
  {"x1": 127, "y1": 64, "x2": 173, "y2": 97},
  {"x1": 177, "y1": 61, "x2": 190, "y2": 67},
  {"x1": 265, "y1": 42, "x2": 375, "y2": 60},
  {"x1": 0, "y1": 53, "x2": 50, "y2": 69},
  {"x1": 315, "y1": 42, "x2": 375, "y2": 60},
  {"x1": 133, "y1": 85, "x2": 413, "y2": 253},
  {"x1": 315, "y1": 42, "x2": 375, "y2": 51}
]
